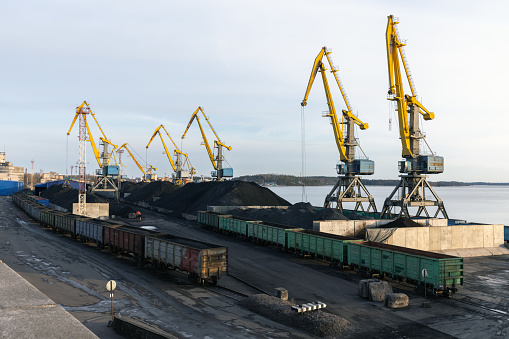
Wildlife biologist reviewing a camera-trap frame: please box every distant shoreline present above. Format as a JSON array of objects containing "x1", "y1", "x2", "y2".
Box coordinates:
[{"x1": 236, "y1": 174, "x2": 509, "y2": 187}]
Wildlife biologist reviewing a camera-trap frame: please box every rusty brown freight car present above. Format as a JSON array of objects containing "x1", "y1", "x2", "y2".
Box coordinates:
[{"x1": 103, "y1": 225, "x2": 162, "y2": 263}]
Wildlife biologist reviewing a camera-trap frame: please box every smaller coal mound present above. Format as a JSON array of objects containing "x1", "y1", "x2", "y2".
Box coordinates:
[
  {"x1": 151, "y1": 180, "x2": 291, "y2": 216},
  {"x1": 230, "y1": 202, "x2": 348, "y2": 229},
  {"x1": 378, "y1": 217, "x2": 423, "y2": 228},
  {"x1": 238, "y1": 294, "x2": 351, "y2": 337},
  {"x1": 120, "y1": 181, "x2": 149, "y2": 194},
  {"x1": 346, "y1": 211, "x2": 375, "y2": 220},
  {"x1": 39, "y1": 184, "x2": 107, "y2": 212},
  {"x1": 124, "y1": 181, "x2": 178, "y2": 203},
  {"x1": 109, "y1": 203, "x2": 136, "y2": 218}
]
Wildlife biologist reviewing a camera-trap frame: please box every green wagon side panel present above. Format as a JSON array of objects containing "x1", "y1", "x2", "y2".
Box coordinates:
[
  {"x1": 381, "y1": 250, "x2": 394, "y2": 274},
  {"x1": 348, "y1": 243, "x2": 361, "y2": 266},
  {"x1": 360, "y1": 246, "x2": 371, "y2": 267},
  {"x1": 394, "y1": 253, "x2": 406, "y2": 276},
  {"x1": 406, "y1": 255, "x2": 420, "y2": 281},
  {"x1": 370, "y1": 248, "x2": 382, "y2": 272}
]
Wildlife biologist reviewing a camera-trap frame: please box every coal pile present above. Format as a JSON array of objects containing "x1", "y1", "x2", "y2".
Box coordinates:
[
  {"x1": 151, "y1": 180, "x2": 291, "y2": 216},
  {"x1": 379, "y1": 217, "x2": 423, "y2": 228},
  {"x1": 238, "y1": 294, "x2": 351, "y2": 337},
  {"x1": 124, "y1": 181, "x2": 178, "y2": 203},
  {"x1": 39, "y1": 184, "x2": 107, "y2": 212},
  {"x1": 229, "y1": 202, "x2": 348, "y2": 229}
]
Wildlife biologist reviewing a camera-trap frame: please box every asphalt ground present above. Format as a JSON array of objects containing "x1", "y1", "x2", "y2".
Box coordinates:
[{"x1": 2, "y1": 196, "x2": 509, "y2": 338}]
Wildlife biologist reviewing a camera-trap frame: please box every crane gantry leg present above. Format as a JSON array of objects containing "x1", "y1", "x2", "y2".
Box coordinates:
[
  {"x1": 324, "y1": 175, "x2": 377, "y2": 214},
  {"x1": 380, "y1": 174, "x2": 448, "y2": 219}
]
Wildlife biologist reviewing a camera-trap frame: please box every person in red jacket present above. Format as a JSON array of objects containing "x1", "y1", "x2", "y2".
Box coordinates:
[{"x1": 136, "y1": 211, "x2": 141, "y2": 222}]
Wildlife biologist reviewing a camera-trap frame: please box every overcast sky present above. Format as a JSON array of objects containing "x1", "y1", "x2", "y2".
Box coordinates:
[{"x1": 1, "y1": 1, "x2": 508, "y2": 182}]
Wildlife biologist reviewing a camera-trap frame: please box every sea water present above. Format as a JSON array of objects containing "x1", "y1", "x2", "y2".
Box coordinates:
[{"x1": 267, "y1": 185, "x2": 509, "y2": 226}]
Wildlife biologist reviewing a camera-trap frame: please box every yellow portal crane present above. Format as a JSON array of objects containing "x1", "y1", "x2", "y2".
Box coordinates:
[
  {"x1": 118, "y1": 143, "x2": 156, "y2": 182},
  {"x1": 382, "y1": 15, "x2": 447, "y2": 219},
  {"x1": 146, "y1": 124, "x2": 195, "y2": 185},
  {"x1": 181, "y1": 107, "x2": 232, "y2": 180},
  {"x1": 301, "y1": 47, "x2": 376, "y2": 212}
]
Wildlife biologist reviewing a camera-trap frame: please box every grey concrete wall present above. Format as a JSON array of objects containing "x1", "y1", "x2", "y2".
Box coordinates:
[
  {"x1": 366, "y1": 224, "x2": 505, "y2": 251},
  {"x1": 313, "y1": 218, "x2": 447, "y2": 238},
  {"x1": 72, "y1": 203, "x2": 109, "y2": 218}
]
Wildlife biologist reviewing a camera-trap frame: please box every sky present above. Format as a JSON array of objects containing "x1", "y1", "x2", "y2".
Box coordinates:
[{"x1": 1, "y1": 0, "x2": 508, "y2": 182}]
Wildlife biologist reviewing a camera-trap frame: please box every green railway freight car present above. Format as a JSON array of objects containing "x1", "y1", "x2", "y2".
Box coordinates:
[
  {"x1": 197, "y1": 211, "x2": 231, "y2": 231},
  {"x1": 247, "y1": 221, "x2": 303, "y2": 250},
  {"x1": 287, "y1": 229, "x2": 362, "y2": 267},
  {"x1": 219, "y1": 215, "x2": 263, "y2": 238},
  {"x1": 348, "y1": 241, "x2": 463, "y2": 295}
]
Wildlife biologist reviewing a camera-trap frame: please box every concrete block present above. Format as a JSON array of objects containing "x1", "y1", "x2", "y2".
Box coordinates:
[
  {"x1": 484, "y1": 225, "x2": 494, "y2": 248},
  {"x1": 358, "y1": 279, "x2": 379, "y2": 298},
  {"x1": 392, "y1": 228, "x2": 406, "y2": 247},
  {"x1": 275, "y1": 287, "x2": 288, "y2": 301},
  {"x1": 441, "y1": 227, "x2": 452, "y2": 250},
  {"x1": 385, "y1": 293, "x2": 409, "y2": 308},
  {"x1": 493, "y1": 225, "x2": 505, "y2": 246},
  {"x1": 472, "y1": 225, "x2": 484, "y2": 248},
  {"x1": 368, "y1": 281, "x2": 393, "y2": 302},
  {"x1": 417, "y1": 227, "x2": 429, "y2": 251},
  {"x1": 406, "y1": 228, "x2": 418, "y2": 250},
  {"x1": 451, "y1": 225, "x2": 463, "y2": 249},
  {"x1": 429, "y1": 227, "x2": 441, "y2": 251},
  {"x1": 427, "y1": 218, "x2": 448, "y2": 227}
]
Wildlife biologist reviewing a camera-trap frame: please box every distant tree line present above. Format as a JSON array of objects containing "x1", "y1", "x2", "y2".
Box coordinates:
[{"x1": 235, "y1": 174, "x2": 481, "y2": 187}]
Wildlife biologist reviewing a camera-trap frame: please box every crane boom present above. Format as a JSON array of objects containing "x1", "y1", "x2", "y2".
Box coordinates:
[
  {"x1": 182, "y1": 107, "x2": 232, "y2": 178},
  {"x1": 301, "y1": 47, "x2": 369, "y2": 164},
  {"x1": 118, "y1": 143, "x2": 156, "y2": 181},
  {"x1": 386, "y1": 15, "x2": 435, "y2": 158}
]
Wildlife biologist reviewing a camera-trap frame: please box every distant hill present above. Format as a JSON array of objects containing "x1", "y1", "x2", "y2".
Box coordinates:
[{"x1": 235, "y1": 174, "x2": 509, "y2": 187}]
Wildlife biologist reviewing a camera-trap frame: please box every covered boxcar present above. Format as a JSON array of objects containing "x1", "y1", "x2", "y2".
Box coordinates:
[
  {"x1": 145, "y1": 234, "x2": 228, "y2": 285},
  {"x1": 348, "y1": 241, "x2": 463, "y2": 294}
]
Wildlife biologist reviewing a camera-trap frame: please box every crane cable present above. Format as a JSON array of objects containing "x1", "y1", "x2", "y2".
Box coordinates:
[{"x1": 301, "y1": 106, "x2": 307, "y2": 202}]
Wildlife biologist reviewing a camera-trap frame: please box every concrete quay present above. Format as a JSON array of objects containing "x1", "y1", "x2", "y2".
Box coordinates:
[{"x1": 0, "y1": 260, "x2": 98, "y2": 339}]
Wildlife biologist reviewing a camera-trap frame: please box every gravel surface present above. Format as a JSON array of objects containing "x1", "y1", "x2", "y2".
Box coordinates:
[
  {"x1": 229, "y1": 202, "x2": 348, "y2": 229},
  {"x1": 151, "y1": 180, "x2": 291, "y2": 215},
  {"x1": 238, "y1": 294, "x2": 351, "y2": 337}
]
